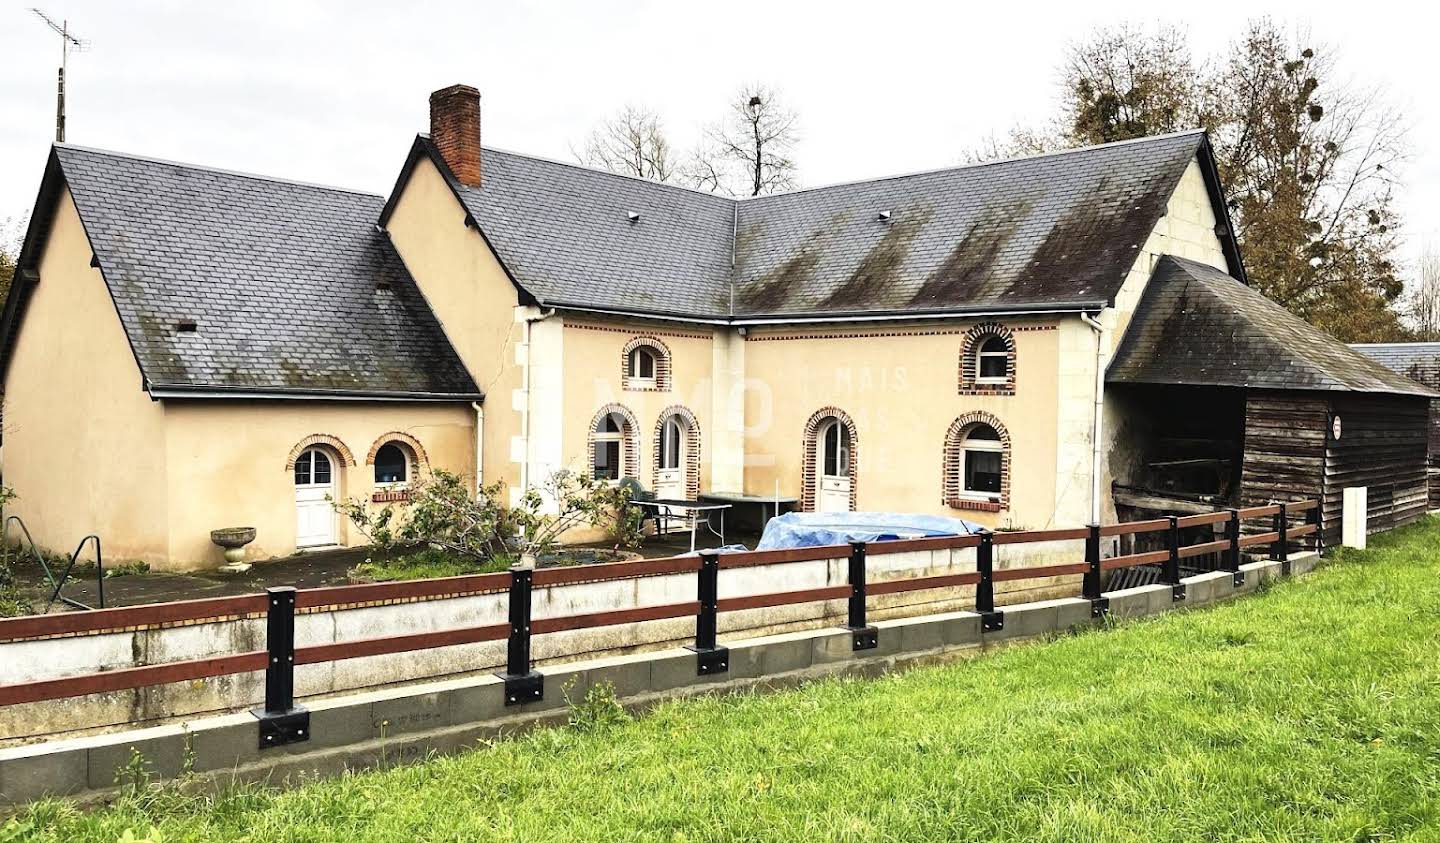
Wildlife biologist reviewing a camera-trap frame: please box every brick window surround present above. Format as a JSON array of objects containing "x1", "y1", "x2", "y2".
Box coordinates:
[
  {"x1": 943, "y1": 412, "x2": 1011, "y2": 513},
  {"x1": 621, "y1": 336, "x2": 673, "y2": 392},
  {"x1": 284, "y1": 434, "x2": 356, "y2": 471},
  {"x1": 365, "y1": 431, "x2": 430, "y2": 481},
  {"x1": 958, "y1": 322, "x2": 1016, "y2": 396},
  {"x1": 588, "y1": 403, "x2": 640, "y2": 481},
  {"x1": 801, "y1": 407, "x2": 859, "y2": 512},
  {"x1": 652, "y1": 406, "x2": 701, "y2": 501}
]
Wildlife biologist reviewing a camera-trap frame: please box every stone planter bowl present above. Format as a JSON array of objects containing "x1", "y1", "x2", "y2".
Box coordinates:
[{"x1": 211, "y1": 527, "x2": 257, "y2": 564}]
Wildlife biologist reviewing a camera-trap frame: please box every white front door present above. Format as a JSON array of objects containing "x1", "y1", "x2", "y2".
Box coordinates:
[
  {"x1": 294, "y1": 448, "x2": 337, "y2": 547},
  {"x1": 656, "y1": 416, "x2": 686, "y2": 499},
  {"x1": 816, "y1": 419, "x2": 852, "y2": 513}
]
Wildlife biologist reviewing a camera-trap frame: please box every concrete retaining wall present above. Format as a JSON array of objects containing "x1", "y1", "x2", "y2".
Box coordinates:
[
  {"x1": 0, "y1": 552, "x2": 1318, "y2": 808},
  {"x1": 0, "y1": 540, "x2": 1082, "y2": 742}
]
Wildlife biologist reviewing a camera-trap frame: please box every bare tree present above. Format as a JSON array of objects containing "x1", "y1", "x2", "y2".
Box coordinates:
[
  {"x1": 576, "y1": 106, "x2": 677, "y2": 182},
  {"x1": 1406, "y1": 246, "x2": 1440, "y2": 341},
  {"x1": 687, "y1": 85, "x2": 799, "y2": 196}
]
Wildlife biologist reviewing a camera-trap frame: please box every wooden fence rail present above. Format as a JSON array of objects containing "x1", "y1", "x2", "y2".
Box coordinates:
[{"x1": 0, "y1": 500, "x2": 1322, "y2": 746}]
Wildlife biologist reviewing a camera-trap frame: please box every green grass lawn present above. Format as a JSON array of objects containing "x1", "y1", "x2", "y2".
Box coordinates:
[{"x1": 17, "y1": 519, "x2": 1440, "y2": 842}]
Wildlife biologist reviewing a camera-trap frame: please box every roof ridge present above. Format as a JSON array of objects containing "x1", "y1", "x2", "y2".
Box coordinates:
[
  {"x1": 54, "y1": 142, "x2": 382, "y2": 198},
  {"x1": 473, "y1": 129, "x2": 1207, "y2": 206},
  {"x1": 474, "y1": 142, "x2": 738, "y2": 202},
  {"x1": 745, "y1": 129, "x2": 1207, "y2": 203}
]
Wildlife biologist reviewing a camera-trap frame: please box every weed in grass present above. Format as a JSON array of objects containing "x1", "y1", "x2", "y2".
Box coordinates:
[{"x1": 564, "y1": 680, "x2": 630, "y2": 733}]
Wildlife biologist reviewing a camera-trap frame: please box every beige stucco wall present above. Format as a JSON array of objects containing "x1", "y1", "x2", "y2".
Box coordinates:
[
  {"x1": 383, "y1": 154, "x2": 521, "y2": 499},
  {"x1": 740, "y1": 321, "x2": 1063, "y2": 531},
  {"x1": 2, "y1": 186, "x2": 170, "y2": 563},
  {"x1": 159, "y1": 402, "x2": 475, "y2": 568},
  {"x1": 554, "y1": 318, "x2": 715, "y2": 540}
]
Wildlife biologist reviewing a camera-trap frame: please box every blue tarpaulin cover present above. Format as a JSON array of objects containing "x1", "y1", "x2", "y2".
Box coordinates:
[{"x1": 755, "y1": 512, "x2": 982, "y2": 550}]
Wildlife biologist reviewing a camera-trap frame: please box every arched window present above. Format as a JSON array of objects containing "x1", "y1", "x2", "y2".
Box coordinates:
[
  {"x1": 374, "y1": 442, "x2": 409, "y2": 484},
  {"x1": 820, "y1": 419, "x2": 851, "y2": 477},
  {"x1": 621, "y1": 337, "x2": 672, "y2": 391},
  {"x1": 977, "y1": 336, "x2": 1010, "y2": 383},
  {"x1": 959, "y1": 323, "x2": 1016, "y2": 395},
  {"x1": 593, "y1": 414, "x2": 623, "y2": 480},
  {"x1": 629, "y1": 347, "x2": 656, "y2": 381},
  {"x1": 294, "y1": 448, "x2": 333, "y2": 487},
  {"x1": 959, "y1": 425, "x2": 1002, "y2": 497},
  {"x1": 589, "y1": 404, "x2": 639, "y2": 482},
  {"x1": 660, "y1": 416, "x2": 683, "y2": 470},
  {"x1": 943, "y1": 412, "x2": 1011, "y2": 512}
]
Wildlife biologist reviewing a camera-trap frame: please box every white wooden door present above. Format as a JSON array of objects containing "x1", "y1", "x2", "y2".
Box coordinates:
[
  {"x1": 816, "y1": 420, "x2": 852, "y2": 512},
  {"x1": 656, "y1": 417, "x2": 686, "y2": 499},
  {"x1": 294, "y1": 448, "x2": 337, "y2": 547}
]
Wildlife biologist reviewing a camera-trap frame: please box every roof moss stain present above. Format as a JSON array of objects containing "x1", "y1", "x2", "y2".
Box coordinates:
[
  {"x1": 819, "y1": 206, "x2": 932, "y2": 310},
  {"x1": 910, "y1": 200, "x2": 1029, "y2": 306}
]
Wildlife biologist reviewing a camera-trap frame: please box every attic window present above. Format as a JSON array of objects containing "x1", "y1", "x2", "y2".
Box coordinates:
[
  {"x1": 176, "y1": 320, "x2": 198, "y2": 333},
  {"x1": 375, "y1": 281, "x2": 392, "y2": 291},
  {"x1": 627, "y1": 211, "x2": 641, "y2": 223}
]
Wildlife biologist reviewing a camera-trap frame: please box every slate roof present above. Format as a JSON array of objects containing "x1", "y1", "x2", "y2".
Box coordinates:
[
  {"x1": 1350, "y1": 342, "x2": 1440, "y2": 391},
  {"x1": 4, "y1": 145, "x2": 480, "y2": 399},
  {"x1": 1108, "y1": 256, "x2": 1435, "y2": 397},
  {"x1": 445, "y1": 130, "x2": 1223, "y2": 319}
]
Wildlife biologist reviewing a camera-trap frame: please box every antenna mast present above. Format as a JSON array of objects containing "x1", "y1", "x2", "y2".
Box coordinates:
[{"x1": 30, "y1": 8, "x2": 90, "y2": 143}]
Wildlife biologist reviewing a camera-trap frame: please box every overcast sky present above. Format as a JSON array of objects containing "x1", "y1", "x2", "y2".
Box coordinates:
[{"x1": 1, "y1": 0, "x2": 1434, "y2": 270}]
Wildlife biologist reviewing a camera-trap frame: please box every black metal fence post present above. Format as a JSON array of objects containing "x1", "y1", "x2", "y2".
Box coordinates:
[
  {"x1": 975, "y1": 530, "x2": 1003, "y2": 631},
  {"x1": 1082, "y1": 523, "x2": 1108, "y2": 617},
  {"x1": 254, "y1": 586, "x2": 308, "y2": 748},
  {"x1": 846, "y1": 541, "x2": 878, "y2": 650},
  {"x1": 687, "y1": 552, "x2": 728, "y2": 674},
  {"x1": 1225, "y1": 508, "x2": 1244, "y2": 587},
  {"x1": 1272, "y1": 502, "x2": 1290, "y2": 574},
  {"x1": 498, "y1": 566, "x2": 543, "y2": 705},
  {"x1": 1162, "y1": 516, "x2": 1186, "y2": 601}
]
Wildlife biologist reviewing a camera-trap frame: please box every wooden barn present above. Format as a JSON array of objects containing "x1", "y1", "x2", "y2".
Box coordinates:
[
  {"x1": 1351, "y1": 342, "x2": 1440, "y2": 509},
  {"x1": 1107, "y1": 257, "x2": 1435, "y2": 546}
]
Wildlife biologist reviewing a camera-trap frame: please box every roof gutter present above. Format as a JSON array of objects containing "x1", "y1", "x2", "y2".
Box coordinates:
[
  {"x1": 146, "y1": 384, "x2": 485, "y2": 402},
  {"x1": 541, "y1": 300, "x2": 1110, "y2": 328}
]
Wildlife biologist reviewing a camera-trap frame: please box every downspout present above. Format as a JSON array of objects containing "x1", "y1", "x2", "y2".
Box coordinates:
[
  {"x1": 519, "y1": 308, "x2": 557, "y2": 496},
  {"x1": 471, "y1": 401, "x2": 485, "y2": 493},
  {"x1": 1080, "y1": 312, "x2": 1107, "y2": 526}
]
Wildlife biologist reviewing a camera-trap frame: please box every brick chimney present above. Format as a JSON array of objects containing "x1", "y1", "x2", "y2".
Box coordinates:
[{"x1": 429, "y1": 84, "x2": 482, "y2": 188}]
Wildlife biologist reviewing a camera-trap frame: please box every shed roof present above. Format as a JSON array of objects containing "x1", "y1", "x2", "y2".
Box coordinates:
[
  {"x1": 1108, "y1": 256, "x2": 1435, "y2": 397},
  {"x1": 413, "y1": 129, "x2": 1231, "y2": 320},
  {"x1": 1350, "y1": 342, "x2": 1440, "y2": 391},
  {"x1": 0, "y1": 145, "x2": 480, "y2": 400}
]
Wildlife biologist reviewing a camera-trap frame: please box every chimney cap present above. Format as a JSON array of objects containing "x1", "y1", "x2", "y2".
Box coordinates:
[{"x1": 627, "y1": 211, "x2": 641, "y2": 223}]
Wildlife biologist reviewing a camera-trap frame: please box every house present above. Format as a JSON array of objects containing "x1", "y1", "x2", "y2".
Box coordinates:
[{"x1": 1, "y1": 83, "x2": 1429, "y2": 571}]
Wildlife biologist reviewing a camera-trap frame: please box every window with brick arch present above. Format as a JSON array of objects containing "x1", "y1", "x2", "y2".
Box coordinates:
[
  {"x1": 943, "y1": 412, "x2": 1010, "y2": 512},
  {"x1": 958, "y1": 323, "x2": 1016, "y2": 395},
  {"x1": 592, "y1": 413, "x2": 625, "y2": 481},
  {"x1": 959, "y1": 424, "x2": 1003, "y2": 498}
]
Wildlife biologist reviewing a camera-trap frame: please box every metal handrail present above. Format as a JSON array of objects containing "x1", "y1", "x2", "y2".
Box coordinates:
[{"x1": 3, "y1": 516, "x2": 104, "y2": 612}]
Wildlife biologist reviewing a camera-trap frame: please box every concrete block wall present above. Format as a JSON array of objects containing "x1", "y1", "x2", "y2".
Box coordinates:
[
  {"x1": 0, "y1": 551, "x2": 1316, "y2": 808},
  {"x1": 0, "y1": 541, "x2": 1084, "y2": 743}
]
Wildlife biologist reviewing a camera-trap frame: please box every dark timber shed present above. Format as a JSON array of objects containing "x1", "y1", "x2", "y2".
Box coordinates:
[
  {"x1": 1351, "y1": 342, "x2": 1440, "y2": 509},
  {"x1": 1107, "y1": 256, "x2": 1436, "y2": 545}
]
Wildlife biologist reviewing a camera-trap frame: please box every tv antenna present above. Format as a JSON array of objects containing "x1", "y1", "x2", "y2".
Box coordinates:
[{"x1": 30, "y1": 8, "x2": 90, "y2": 143}]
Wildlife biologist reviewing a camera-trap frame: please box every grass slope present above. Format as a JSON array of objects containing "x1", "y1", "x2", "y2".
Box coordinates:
[{"x1": 18, "y1": 519, "x2": 1440, "y2": 842}]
